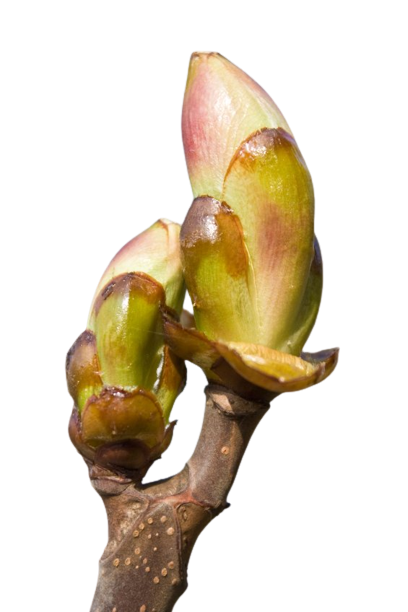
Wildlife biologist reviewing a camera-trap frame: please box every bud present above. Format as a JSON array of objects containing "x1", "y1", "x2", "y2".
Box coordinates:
[
  {"x1": 67, "y1": 220, "x2": 186, "y2": 475},
  {"x1": 164, "y1": 53, "x2": 338, "y2": 399}
]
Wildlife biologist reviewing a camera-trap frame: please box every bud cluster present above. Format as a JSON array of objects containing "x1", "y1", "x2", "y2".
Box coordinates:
[{"x1": 67, "y1": 54, "x2": 338, "y2": 474}]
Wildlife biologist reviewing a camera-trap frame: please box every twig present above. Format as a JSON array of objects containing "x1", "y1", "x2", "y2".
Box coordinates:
[{"x1": 89, "y1": 384, "x2": 271, "y2": 612}]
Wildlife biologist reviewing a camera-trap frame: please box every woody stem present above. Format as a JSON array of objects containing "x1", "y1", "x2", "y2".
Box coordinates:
[{"x1": 89, "y1": 385, "x2": 271, "y2": 612}]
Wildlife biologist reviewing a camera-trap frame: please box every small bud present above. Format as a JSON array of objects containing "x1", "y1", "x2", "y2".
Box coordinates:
[{"x1": 67, "y1": 220, "x2": 186, "y2": 474}]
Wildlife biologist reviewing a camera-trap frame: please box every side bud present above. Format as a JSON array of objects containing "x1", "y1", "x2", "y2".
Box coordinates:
[{"x1": 67, "y1": 220, "x2": 186, "y2": 477}]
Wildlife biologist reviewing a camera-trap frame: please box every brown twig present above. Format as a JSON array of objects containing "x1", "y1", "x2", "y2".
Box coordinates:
[{"x1": 88, "y1": 384, "x2": 272, "y2": 612}]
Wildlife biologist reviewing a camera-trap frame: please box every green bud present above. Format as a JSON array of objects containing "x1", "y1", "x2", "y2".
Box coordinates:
[{"x1": 67, "y1": 219, "x2": 186, "y2": 474}]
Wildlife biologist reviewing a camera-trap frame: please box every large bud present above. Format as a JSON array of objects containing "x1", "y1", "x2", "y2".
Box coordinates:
[{"x1": 164, "y1": 53, "x2": 337, "y2": 400}]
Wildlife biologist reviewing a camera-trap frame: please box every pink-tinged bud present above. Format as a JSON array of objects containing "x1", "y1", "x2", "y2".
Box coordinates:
[
  {"x1": 182, "y1": 52, "x2": 291, "y2": 200},
  {"x1": 182, "y1": 54, "x2": 318, "y2": 354},
  {"x1": 166, "y1": 52, "x2": 338, "y2": 399}
]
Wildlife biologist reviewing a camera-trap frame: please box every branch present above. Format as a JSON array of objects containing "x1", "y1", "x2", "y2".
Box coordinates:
[{"x1": 89, "y1": 385, "x2": 271, "y2": 612}]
